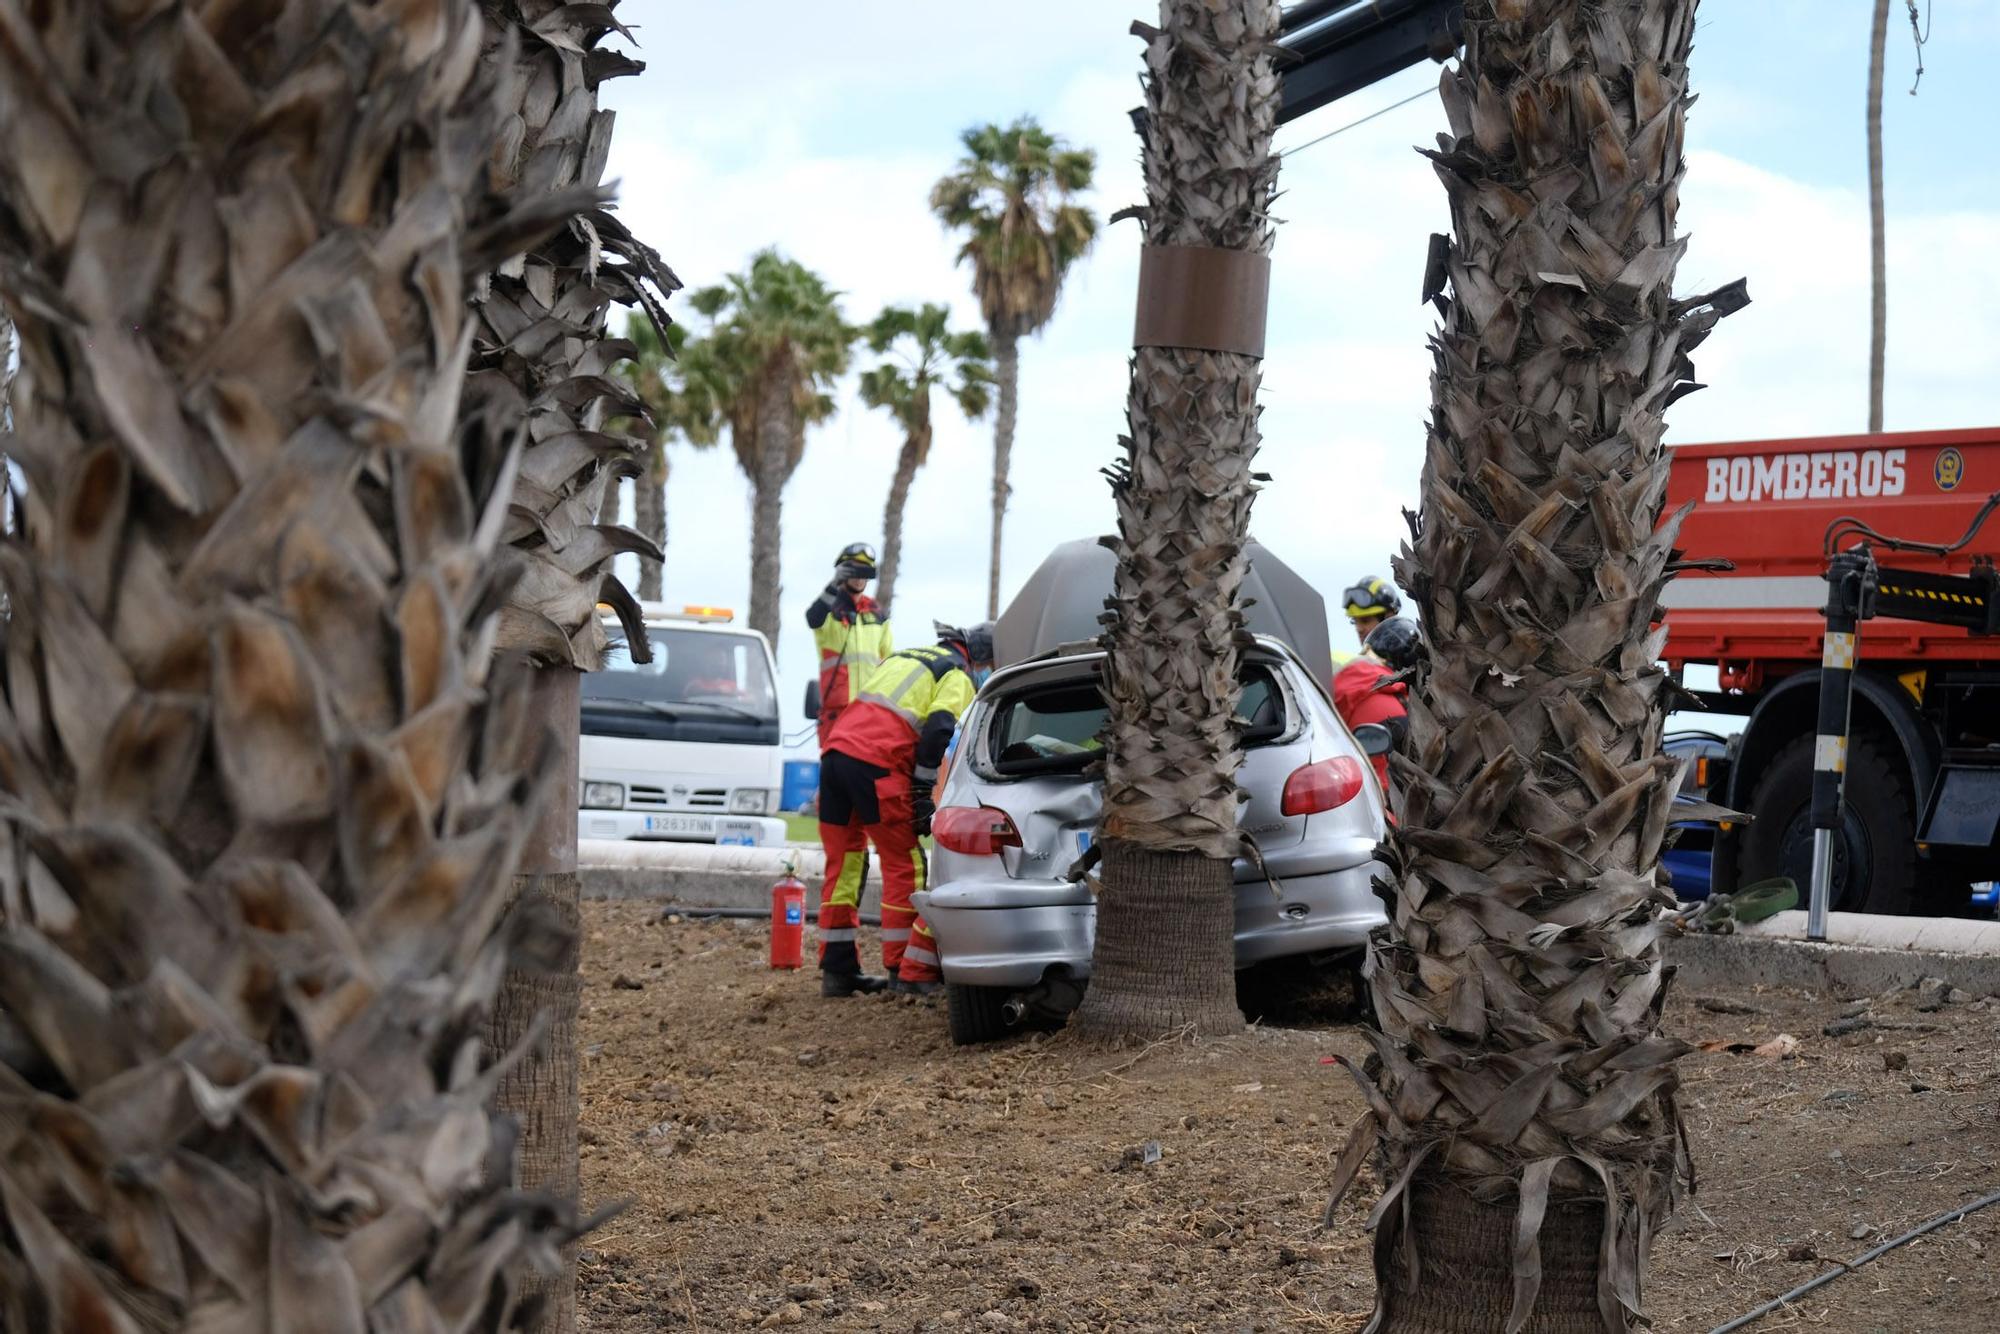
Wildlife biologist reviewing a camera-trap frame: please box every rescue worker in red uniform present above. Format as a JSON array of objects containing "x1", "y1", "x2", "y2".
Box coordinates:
[
  {"x1": 816, "y1": 623, "x2": 993, "y2": 998},
  {"x1": 805, "y1": 543, "x2": 893, "y2": 749},
  {"x1": 1334, "y1": 616, "x2": 1421, "y2": 797}
]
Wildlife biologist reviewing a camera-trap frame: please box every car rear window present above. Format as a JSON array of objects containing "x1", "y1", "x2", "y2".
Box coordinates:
[{"x1": 986, "y1": 665, "x2": 1287, "y2": 777}]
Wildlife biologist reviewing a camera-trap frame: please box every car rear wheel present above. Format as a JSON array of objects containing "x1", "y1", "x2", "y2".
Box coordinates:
[{"x1": 946, "y1": 982, "x2": 1012, "y2": 1045}]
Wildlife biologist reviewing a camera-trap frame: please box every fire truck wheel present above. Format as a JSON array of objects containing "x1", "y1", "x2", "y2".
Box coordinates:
[
  {"x1": 945, "y1": 982, "x2": 1012, "y2": 1046},
  {"x1": 1738, "y1": 731, "x2": 1919, "y2": 915}
]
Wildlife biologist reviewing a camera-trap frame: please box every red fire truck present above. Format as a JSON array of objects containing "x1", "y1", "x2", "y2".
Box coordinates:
[{"x1": 1664, "y1": 425, "x2": 2000, "y2": 914}]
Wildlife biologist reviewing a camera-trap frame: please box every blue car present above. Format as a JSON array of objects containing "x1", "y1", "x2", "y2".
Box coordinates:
[{"x1": 1662, "y1": 730, "x2": 1732, "y2": 901}]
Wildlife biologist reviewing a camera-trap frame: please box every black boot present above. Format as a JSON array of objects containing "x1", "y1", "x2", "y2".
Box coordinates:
[
  {"x1": 821, "y1": 970, "x2": 889, "y2": 998},
  {"x1": 888, "y1": 977, "x2": 942, "y2": 998}
]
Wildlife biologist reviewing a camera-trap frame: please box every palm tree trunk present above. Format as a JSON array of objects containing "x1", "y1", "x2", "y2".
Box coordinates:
[
  {"x1": 987, "y1": 331, "x2": 1019, "y2": 619},
  {"x1": 636, "y1": 451, "x2": 667, "y2": 602},
  {"x1": 1345, "y1": 3, "x2": 1739, "y2": 1328},
  {"x1": 473, "y1": 0, "x2": 675, "y2": 673},
  {"x1": 1867, "y1": 0, "x2": 1890, "y2": 433},
  {"x1": 486, "y1": 668, "x2": 583, "y2": 1330},
  {"x1": 878, "y1": 419, "x2": 929, "y2": 615},
  {"x1": 0, "y1": 3, "x2": 579, "y2": 1326},
  {"x1": 748, "y1": 366, "x2": 793, "y2": 649},
  {"x1": 1073, "y1": 0, "x2": 1280, "y2": 1043},
  {"x1": 468, "y1": 13, "x2": 673, "y2": 1333}
]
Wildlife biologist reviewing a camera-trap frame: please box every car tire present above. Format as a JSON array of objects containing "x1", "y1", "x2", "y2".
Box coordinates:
[
  {"x1": 945, "y1": 982, "x2": 1012, "y2": 1046},
  {"x1": 1739, "y1": 731, "x2": 1920, "y2": 915}
]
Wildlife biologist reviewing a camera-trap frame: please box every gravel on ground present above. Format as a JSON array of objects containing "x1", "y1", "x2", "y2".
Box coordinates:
[{"x1": 575, "y1": 902, "x2": 2000, "y2": 1333}]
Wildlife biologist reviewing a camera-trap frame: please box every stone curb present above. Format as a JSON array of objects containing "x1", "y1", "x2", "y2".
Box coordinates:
[
  {"x1": 576, "y1": 849, "x2": 2000, "y2": 1001},
  {"x1": 1667, "y1": 911, "x2": 2000, "y2": 999},
  {"x1": 578, "y1": 838, "x2": 825, "y2": 910}
]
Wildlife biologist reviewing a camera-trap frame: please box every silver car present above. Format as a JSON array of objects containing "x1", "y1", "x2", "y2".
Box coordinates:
[{"x1": 913, "y1": 635, "x2": 1391, "y2": 1044}]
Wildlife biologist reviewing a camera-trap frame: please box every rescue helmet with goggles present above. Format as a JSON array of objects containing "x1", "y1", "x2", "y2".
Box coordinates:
[
  {"x1": 1363, "y1": 617, "x2": 1422, "y2": 671},
  {"x1": 1342, "y1": 575, "x2": 1402, "y2": 621},
  {"x1": 834, "y1": 542, "x2": 878, "y2": 581}
]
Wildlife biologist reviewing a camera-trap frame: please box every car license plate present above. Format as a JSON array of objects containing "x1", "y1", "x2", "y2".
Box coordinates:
[
  {"x1": 644, "y1": 814, "x2": 714, "y2": 837},
  {"x1": 1077, "y1": 830, "x2": 1093, "y2": 855}
]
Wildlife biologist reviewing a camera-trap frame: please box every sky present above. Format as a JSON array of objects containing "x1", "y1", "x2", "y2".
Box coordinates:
[{"x1": 595, "y1": 0, "x2": 2000, "y2": 752}]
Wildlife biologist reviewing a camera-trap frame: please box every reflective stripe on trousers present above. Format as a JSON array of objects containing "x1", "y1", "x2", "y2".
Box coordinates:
[{"x1": 898, "y1": 915, "x2": 943, "y2": 983}]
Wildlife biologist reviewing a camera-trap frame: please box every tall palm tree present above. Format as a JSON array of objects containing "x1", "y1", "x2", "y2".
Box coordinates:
[
  {"x1": 1867, "y1": 0, "x2": 1891, "y2": 432},
  {"x1": 931, "y1": 119, "x2": 1098, "y2": 618},
  {"x1": 467, "y1": 8, "x2": 678, "y2": 1331},
  {"x1": 0, "y1": 1, "x2": 589, "y2": 1327},
  {"x1": 1324, "y1": 2, "x2": 1745, "y2": 1327},
  {"x1": 684, "y1": 252, "x2": 855, "y2": 650},
  {"x1": 616, "y1": 313, "x2": 700, "y2": 602},
  {"x1": 858, "y1": 304, "x2": 995, "y2": 614},
  {"x1": 1071, "y1": 2, "x2": 1280, "y2": 1041}
]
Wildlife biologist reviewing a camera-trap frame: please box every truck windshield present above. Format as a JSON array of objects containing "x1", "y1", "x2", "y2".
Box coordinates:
[{"x1": 581, "y1": 625, "x2": 780, "y2": 743}]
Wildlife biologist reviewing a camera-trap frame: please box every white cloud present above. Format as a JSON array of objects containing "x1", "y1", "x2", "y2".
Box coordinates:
[{"x1": 1670, "y1": 150, "x2": 2000, "y2": 441}]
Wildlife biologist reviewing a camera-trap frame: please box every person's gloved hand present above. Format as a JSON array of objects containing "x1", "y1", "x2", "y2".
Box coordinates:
[
  {"x1": 836, "y1": 560, "x2": 873, "y2": 583},
  {"x1": 910, "y1": 786, "x2": 936, "y2": 837}
]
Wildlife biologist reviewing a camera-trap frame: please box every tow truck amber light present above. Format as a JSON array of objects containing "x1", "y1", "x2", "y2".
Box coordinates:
[
  {"x1": 932, "y1": 806, "x2": 1023, "y2": 856},
  {"x1": 1281, "y1": 757, "x2": 1366, "y2": 816}
]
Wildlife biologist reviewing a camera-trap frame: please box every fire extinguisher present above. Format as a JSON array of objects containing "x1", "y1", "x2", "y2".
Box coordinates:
[{"x1": 770, "y1": 861, "x2": 806, "y2": 970}]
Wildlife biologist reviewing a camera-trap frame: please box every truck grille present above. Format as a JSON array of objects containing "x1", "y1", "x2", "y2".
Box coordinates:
[{"x1": 629, "y1": 785, "x2": 729, "y2": 811}]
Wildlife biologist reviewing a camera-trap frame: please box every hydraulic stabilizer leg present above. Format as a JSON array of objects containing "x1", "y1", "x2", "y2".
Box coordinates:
[{"x1": 1809, "y1": 550, "x2": 1874, "y2": 940}]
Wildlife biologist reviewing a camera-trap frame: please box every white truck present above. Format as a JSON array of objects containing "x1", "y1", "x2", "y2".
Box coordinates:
[{"x1": 576, "y1": 604, "x2": 788, "y2": 848}]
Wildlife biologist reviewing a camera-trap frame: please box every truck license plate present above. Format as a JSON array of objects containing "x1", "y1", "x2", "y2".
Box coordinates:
[
  {"x1": 1077, "y1": 830, "x2": 1093, "y2": 855},
  {"x1": 644, "y1": 814, "x2": 715, "y2": 837},
  {"x1": 716, "y1": 820, "x2": 760, "y2": 846}
]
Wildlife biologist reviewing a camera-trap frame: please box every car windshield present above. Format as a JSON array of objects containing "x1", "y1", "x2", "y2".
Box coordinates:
[
  {"x1": 584, "y1": 624, "x2": 778, "y2": 720},
  {"x1": 986, "y1": 664, "x2": 1285, "y2": 777}
]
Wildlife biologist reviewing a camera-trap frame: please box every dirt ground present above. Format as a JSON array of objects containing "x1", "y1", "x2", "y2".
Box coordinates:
[{"x1": 573, "y1": 901, "x2": 2000, "y2": 1333}]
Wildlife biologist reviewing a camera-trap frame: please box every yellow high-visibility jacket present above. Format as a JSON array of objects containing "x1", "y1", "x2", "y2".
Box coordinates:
[
  {"x1": 807, "y1": 588, "x2": 891, "y2": 740},
  {"x1": 824, "y1": 645, "x2": 976, "y2": 783}
]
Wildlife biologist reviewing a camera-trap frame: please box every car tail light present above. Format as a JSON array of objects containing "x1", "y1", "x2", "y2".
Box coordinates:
[
  {"x1": 932, "y1": 806, "x2": 1023, "y2": 856},
  {"x1": 1281, "y1": 756, "x2": 1366, "y2": 816}
]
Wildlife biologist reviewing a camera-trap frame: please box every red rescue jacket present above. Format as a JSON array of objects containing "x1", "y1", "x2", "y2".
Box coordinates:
[{"x1": 1333, "y1": 655, "x2": 1408, "y2": 794}]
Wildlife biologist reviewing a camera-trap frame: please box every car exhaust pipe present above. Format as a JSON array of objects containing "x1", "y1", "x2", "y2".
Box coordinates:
[{"x1": 1001, "y1": 996, "x2": 1028, "y2": 1026}]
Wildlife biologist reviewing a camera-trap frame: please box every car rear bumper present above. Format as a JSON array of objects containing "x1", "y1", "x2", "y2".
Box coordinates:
[
  {"x1": 919, "y1": 898, "x2": 1095, "y2": 987},
  {"x1": 916, "y1": 836, "x2": 1386, "y2": 987}
]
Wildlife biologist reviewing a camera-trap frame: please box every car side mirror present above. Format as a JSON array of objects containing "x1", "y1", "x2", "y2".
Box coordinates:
[
  {"x1": 803, "y1": 680, "x2": 821, "y2": 721},
  {"x1": 1353, "y1": 723, "x2": 1393, "y2": 758}
]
